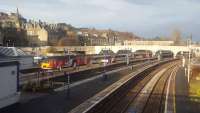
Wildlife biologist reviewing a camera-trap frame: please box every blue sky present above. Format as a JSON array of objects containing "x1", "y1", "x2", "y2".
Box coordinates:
[{"x1": 0, "y1": 0, "x2": 200, "y2": 41}]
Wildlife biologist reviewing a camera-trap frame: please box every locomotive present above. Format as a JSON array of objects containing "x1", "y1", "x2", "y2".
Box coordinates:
[{"x1": 133, "y1": 50, "x2": 153, "y2": 59}]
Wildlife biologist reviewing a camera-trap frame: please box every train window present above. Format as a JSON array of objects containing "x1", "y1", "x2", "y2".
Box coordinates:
[{"x1": 99, "y1": 50, "x2": 114, "y2": 55}]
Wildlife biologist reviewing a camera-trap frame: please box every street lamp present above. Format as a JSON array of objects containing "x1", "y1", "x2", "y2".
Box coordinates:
[
  {"x1": 102, "y1": 44, "x2": 108, "y2": 80},
  {"x1": 187, "y1": 36, "x2": 192, "y2": 83}
]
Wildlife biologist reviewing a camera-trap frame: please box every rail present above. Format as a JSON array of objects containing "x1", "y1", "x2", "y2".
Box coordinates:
[
  {"x1": 69, "y1": 59, "x2": 177, "y2": 113},
  {"x1": 19, "y1": 58, "x2": 156, "y2": 85}
]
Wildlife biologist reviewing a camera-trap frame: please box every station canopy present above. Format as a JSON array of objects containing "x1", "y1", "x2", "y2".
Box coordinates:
[{"x1": 0, "y1": 47, "x2": 28, "y2": 57}]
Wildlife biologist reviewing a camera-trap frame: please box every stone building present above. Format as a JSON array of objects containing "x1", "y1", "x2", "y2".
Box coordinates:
[
  {"x1": 77, "y1": 28, "x2": 139, "y2": 46},
  {"x1": 45, "y1": 23, "x2": 79, "y2": 46},
  {"x1": 0, "y1": 9, "x2": 28, "y2": 46},
  {"x1": 0, "y1": 9, "x2": 26, "y2": 29},
  {"x1": 45, "y1": 24, "x2": 67, "y2": 46},
  {"x1": 77, "y1": 29, "x2": 108, "y2": 46},
  {"x1": 26, "y1": 21, "x2": 48, "y2": 46}
]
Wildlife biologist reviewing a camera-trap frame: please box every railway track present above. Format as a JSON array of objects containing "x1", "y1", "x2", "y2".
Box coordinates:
[
  {"x1": 90, "y1": 60, "x2": 180, "y2": 113},
  {"x1": 19, "y1": 58, "x2": 156, "y2": 85},
  {"x1": 125, "y1": 62, "x2": 180, "y2": 113},
  {"x1": 141, "y1": 63, "x2": 179, "y2": 113},
  {"x1": 107, "y1": 63, "x2": 174, "y2": 113},
  {"x1": 54, "y1": 59, "x2": 159, "y2": 91},
  {"x1": 69, "y1": 59, "x2": 180, "y2": 113}
]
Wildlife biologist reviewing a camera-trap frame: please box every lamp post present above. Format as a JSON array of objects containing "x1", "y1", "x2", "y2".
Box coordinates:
[
  {"x1": 187, "y1": 36, "x2": 192, "y2": 83},
  {"x1": 103, "y1": 44, "x2": 108, "y2": 80},
  {"x1": 64, "y1": 71, "x2": 70, "y2": 97}
]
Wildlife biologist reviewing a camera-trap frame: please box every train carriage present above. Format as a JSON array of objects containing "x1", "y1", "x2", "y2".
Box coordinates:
[
  {"x1": 133, "y1": 50, "x2": 153, "y2": 59},
  {"x1": 114, "y1": 50, "x2": 133, "y2": 62},
  {"x1": 40, "y1": 54, "x2": 91, "y2": 70},
  {"x1": 155, "y1": 50, "x2": 174, "y2": 60},
  {"x1": 96, "y1": 50, "x2": 115, "y2": 64}
]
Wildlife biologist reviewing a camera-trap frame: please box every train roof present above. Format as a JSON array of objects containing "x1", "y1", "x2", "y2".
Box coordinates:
[
  {"x1": 117, "y1": 50, "x2": 132, "y2": 54},
  {"x1": 99, "y1": 50, "x2": 115, "y2": 55},
  {"x1": 157, "y1": 50, "x2": 172, "y2": 52},
  {"x1": 135, "y1": 50, "x2": 152, "y2": 53}
]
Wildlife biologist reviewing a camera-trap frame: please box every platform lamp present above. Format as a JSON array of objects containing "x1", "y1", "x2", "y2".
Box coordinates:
[
  {"x1": 103, "y1": 44, "x2": 108, "y2": 80},
  {"x1": 187, "y1": 35, "x2": 192, "y2": 83}
]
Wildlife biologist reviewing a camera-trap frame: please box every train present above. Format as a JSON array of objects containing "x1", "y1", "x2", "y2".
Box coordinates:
[
  {"x1": 40, "y1": 50, "x2": 114, "y2": 70},
  {"x1": 96, "y1": 50, "x2": 116, "y2": 64},
  {"x1": 40, "y1": 54, "x2": 91, "y2": 70},
  {"x1": 133, "y1": 50, "x2": 153, "y2": 59},
  {"x1": 40, "y1": 49, "x2": 123, "y2": 70},
  {"x1": 114, "y1": 50, "x2": 133, "y2": 62},
  {"x1": 40, "y1": 49, "x2": 155, "y2": 70},
  {"x1": 176, "y1": 51, "x2": 194, "y2": 59},
  {"x1": 112, "y1": 50, "x2": 153, "y2": 62},
  {"x1": 155, "y1": 50, "x2": 174, "y2": 60}
]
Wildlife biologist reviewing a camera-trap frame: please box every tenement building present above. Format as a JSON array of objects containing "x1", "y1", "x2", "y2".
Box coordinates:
[{"x1": 26, "y1": 21, "x2": 48, "y2": 46}]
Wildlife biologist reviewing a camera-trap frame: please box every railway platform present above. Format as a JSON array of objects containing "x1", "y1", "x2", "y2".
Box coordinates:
[{"x1": 0, "y1": 59, "x2": 154, "y2": 113}]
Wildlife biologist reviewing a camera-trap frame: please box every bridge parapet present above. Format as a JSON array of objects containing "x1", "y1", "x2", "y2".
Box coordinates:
[{"x1": 19, "y1": 45, "x2": 200, "y2": 56}]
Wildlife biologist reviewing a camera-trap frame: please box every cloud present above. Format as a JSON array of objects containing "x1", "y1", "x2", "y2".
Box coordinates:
[{"x1": 0, "y1": 0, "x2": 200, "y2": 41}]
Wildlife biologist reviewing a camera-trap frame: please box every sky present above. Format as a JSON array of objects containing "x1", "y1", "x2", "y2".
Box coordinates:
[{"x1": 0, "y1": 0, "x2": 200, "y2": 41}]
